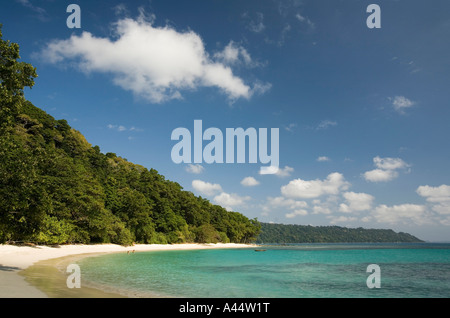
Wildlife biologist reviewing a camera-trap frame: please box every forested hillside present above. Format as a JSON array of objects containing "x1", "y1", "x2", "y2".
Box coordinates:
[
  {"x1": 0, "y1": 26, "x2": 260, "y2": 245},
  {"x1": 256, "y1": 223, "x2": 424, "y2": 243}
]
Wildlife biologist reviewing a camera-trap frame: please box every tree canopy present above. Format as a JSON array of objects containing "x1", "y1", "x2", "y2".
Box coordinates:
[{"x1": 256, "y1": 223, "x2": 423, "y2": 244}]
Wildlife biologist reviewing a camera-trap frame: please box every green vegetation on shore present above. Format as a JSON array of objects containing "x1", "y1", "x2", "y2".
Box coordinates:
[
  {"x1": 0, "y1": 26, "x2": 260, "y2": 245},
  {"x1": 256, "y1": 223, "x2": 424, "y2": 243}
]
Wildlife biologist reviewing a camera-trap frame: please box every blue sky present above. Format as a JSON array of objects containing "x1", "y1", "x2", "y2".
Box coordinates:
[{"x1": 2, "y1": 0, "x2": 450, "y2": 241}]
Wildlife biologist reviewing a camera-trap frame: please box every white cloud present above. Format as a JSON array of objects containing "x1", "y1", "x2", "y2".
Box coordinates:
[
  {"x1": 339, "y1": 192, "x2": 374, "y2": 213},
  {"x1": 310, "y1": 196, "x2": 343, "y2": 217},
  {"x1": 373, "y1": 156, "x2": 408, "y2": 171},
  {"x1": 259, "y1": 166, "x2": 279, "y2": 175},
  {"x1": 372, "y1": 204, "x2": 429, "y2": 225},
  {"x1": 192, "y1": 180, "x2": 222, "y2": 196},
  {"x1": 286, "y1": 209, "x2": 308, "y2": 218},
  {"x1": 185, "y1": 164, "x2": 204, "y2": 174},
  {"x1": 213, "y1": 192, "x2": 251, "y2": 211},
  {"x1": 265, "y1": 196, "x2": 308, "y2": 211},
  {"x1": 431, "y1": 203, "x2": 450, "y2": 216},
  {"x1": 276, "y1": 166, "x2": 294, "y2": 177},
  {"x1": 416, "y1": 184, "x2": 450, "y2": 203},
  {"x1": 281, "y1": 172, "x2": 350, "y2": 199},
  {"x1": 108, "y1": 124, "x2": 140, "y2": 132},
  {"x1": 214, "y1": 42, "x2": 241, "y2": 64},
  {"x1": 312, "y1": 205, "x2": 332, "y2": 215},
  {"x1": 113, "y1": 3, "x2": 129, "y2": 16},
  {"x1": 251, "y1": 81, "x2": 272, "y2": 96},
  {"x1": 328, "y1": 215, "x2": 357, "y2": 224},
  {"x1": 241, "y1": 176, "x2": 260, "y2": 187},
  {"x1": 39, "y1": 15, "x2": 267, "y2": 103},
  {"x1": 214, "y1": 41, "x2": 255, "y2": 67},
  {"x1": 391, "y1": 96, "x2": 415, "y2": 114},
  {"x1": 417, "y1": 184, "x2": 450, "y2": 218},
  {"x1": 317, "y1": 156, "x2": 330, "y2": 162},
  {"x1": 363, "y1": 169, "x2": 398, "y2": 182},
  {"x1": 363, "y1": 156, "x2": 409, "y2": 182},
  {"x1": 262, "y1": 196, "x2": 308, "y2": 219},
  {"x1": 259, "y1": 165, "x2": 294, "y2": 177}
]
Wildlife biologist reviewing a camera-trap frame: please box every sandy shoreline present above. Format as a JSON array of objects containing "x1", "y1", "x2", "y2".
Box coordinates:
[{"x1": 0, "y1": 243, "x2": 256, "y2": 298}]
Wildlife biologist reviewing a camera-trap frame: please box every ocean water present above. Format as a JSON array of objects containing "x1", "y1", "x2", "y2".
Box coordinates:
[{"x1": 77, "y1": 243, "x2": 450, "y2": 298}]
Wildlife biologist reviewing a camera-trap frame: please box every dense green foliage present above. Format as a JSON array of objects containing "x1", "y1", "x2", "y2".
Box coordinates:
[
  {"x1": 0, "y1": 26, "x2": 260, "y2": 245},
  {"x1": 256, "y1": 223, "x2": 424, "y2": 243}
]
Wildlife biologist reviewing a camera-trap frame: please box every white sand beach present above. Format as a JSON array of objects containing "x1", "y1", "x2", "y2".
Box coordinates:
[{"x1": 0, "y1": 243, "x2": 255, "y2": 298}]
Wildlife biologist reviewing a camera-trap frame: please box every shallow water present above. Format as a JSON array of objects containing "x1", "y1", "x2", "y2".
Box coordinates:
[{"x1": 77, "y1": 243, "x2": 450, "y2": 298}]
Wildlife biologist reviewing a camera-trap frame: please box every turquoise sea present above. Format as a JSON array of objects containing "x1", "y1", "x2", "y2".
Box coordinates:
[{"x1": 78, "y1": 243, "x2": 450, "y2": 298}]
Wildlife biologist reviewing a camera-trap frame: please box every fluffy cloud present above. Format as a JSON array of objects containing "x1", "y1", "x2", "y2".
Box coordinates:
[
  {"x1": 363, "y1": 169, "x2": 398, "y2": 182},
  {"x1": 192, "y1": 180, "x2": 222, "y2": 196},
  {"x1": 328, "y1": 215, "x2": 357, "y2": 224},
  {"x1": 107, "y1": 124, "x2": 127, "y2": 132},
  {"x1": 312, "y1": 205, "x2": 332, "y2": 215},
  {"x1": 214, "y1": 41, "x2": 253, "y2": 66},
  {"x1": 276, "y1": 166, "x2": 294, "y2": 177},
  {"x1": 262, "y1": 196, "x2": 308, "y2": 219},
  {"x1": 281, "y1": 172, "x2": 350, "y2": 199},
  {"x1": 317, "y1": 156, "x2": 330, "y2": 162},
  {"x1": 417, "y1": 184, "x2": 450, "y2": 217},
  {"x1": 213, "y1": 192, "x2": 251, "y2": 211},
  {"x1": 363, "y1": 156, "x2": 409, "y2": 182},
  {"x1": 286, "y1": 209, "x2": 308, "y2": 218},
  {"x1": 265, "y1": 196, "x2": 308, "y2": 210},
  {"x1": 192, "y1": 179, "x2": 251, "y2": 211},
  {"x1": 241, "y1": 176, "x2": 260, "y2": 187},
  {"x1": 373, "y1": 156, "x2": 409, "y2": 171},
  {"x1": 39, "y1": 15, "x2": 267, "y2": 103},
  {"x1": 416, "y1": 184, "x2": 450, "y2": 203},
  {"x1": 185, "y1": 164, "x2": 205, "y2": 174},
  {"x1": 107, "y1": 124, "x2": 143, "y2": 132},
  {"x1": 339, "y1": 192, "x2": 374, "y2": 213},
  {"x1": 372, "y1": 204, "x2": 429, "y2": 225},
  {"x1": 260, "y1": 165, "x2": 294, "y2": 177},
  {"x1": 431, "y1": 204, "x2": 450, "y2": 216},
  {"x1": 391, "y1": 96, "x2": 415, "y2": 114},
  {"x1": 359, "y1": 185, "x2": 450, "y2": 226}
]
